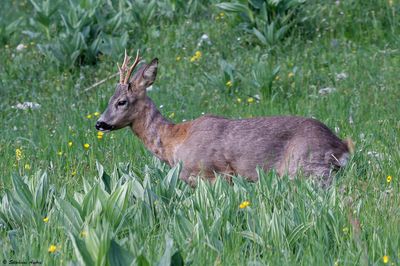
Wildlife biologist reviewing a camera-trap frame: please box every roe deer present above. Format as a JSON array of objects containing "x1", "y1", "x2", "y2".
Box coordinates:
[{"x1": 96, "y1": 51, "x2": 353, "y2": 187}]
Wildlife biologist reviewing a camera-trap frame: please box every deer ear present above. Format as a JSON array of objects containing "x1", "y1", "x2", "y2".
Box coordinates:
[
  {"x1": 135, "y1": 58, "x2": 158, "y2": 89},
  {"x1": 143, "y1": 58, "x2": 158, "y2": 81}
]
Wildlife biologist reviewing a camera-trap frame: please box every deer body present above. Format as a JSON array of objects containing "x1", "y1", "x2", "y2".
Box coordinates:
[{"x1": 96, "y1": 52, "x2": 351, "y2": 187}]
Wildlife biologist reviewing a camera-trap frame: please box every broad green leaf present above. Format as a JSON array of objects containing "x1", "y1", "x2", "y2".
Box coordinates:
[
  {"x1": 157, "y1": 234, "x2": 174, "y2": 266},
  {"x1": 108, "y1": 239, "x2": 134, "y2": 266},
  {"x1": 34, "y1": 171, "x2": 48, "y2": 211},
  {"x1": 68, "y1": 232, "x2": 95, "y2": 265},
  {"x1": 11, "y1": 174, "x2": 33, "y2": 209},
  {"x1": 241, "y1": 231, "x2": 265, "y2": 246},
  {"x1": 56, "y1": 198, "x2": 83, "y2": 234}
]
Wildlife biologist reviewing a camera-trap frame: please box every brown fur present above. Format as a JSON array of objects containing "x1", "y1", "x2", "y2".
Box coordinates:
[{"x1": 96, "y1": 58, "x2": 351, "y2": 187}]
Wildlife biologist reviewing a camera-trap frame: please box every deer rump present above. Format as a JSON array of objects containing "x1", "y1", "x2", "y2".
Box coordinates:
[{"x1": 174, "y1": 115, "x2": 350, "y2": 187}]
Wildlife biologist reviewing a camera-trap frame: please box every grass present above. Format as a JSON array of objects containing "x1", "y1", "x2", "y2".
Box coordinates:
[{"x1": 0, "y1": 0, "x2": 399, "y2": 265}]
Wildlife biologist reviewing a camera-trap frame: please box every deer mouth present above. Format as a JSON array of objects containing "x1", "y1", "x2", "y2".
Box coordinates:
[{"x1": 95, "y1": 121, "x2": 115, "y2": 132}]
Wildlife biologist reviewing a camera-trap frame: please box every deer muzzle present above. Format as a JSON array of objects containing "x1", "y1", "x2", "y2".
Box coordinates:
[{"x1": 95, "y1": 120, "x2": 114, "y2": 132}]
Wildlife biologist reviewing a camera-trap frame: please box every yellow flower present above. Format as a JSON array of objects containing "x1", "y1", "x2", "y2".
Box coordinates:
[
  {"x1": 16, "y1": 148, "x2": 22, "y2": 161},
  {"x1": 24, "y1": 164, "x2": 31, "y2": 170},
  {"x1": 275, "y1": 75, "x2": 280, "y2": 81},
  {"x1": 68, "y1": 141, "x2": 73, "y2": 147},
  {"x1": 168, "y1": 112, "x2": 175, "y2": 119},
  {"x1": 190, "y1": 51, "x2": 202, "y2": 62},
  {"x1": 236, "y1": 98, "x2": 242, "y2": 104},
  {"x1": 219, "y1": 12, "x2": 225, "y2": 18},
  {"x1": 80, "y1": 231, "x2": 87, "y2": 238},
  {"x1": 226, "y1": 80, "x2": 233, "y2": 87},
  {"x1": 48, "y1": 245, "x2": 57, "y2": 253},
  {"x1": 83, "y1": 143, "x2": 90, "y2": 150},
  {"x1": 57, "y1": 151, "x2": 63, "y2": 156},
  {"x1": 342, "y1": 227, "x2": 349, "y2": 234},
  {"x1": 239, "y1": 200, "x2": 250, "y2": 209},
  {"x1": 94, "y1": 112, "x2": 100, "y2": 117},
  {"x1": 176, "y1": 56, "x2": 181, "y2": 61},
  {"x1": 288, "y1": 72, "x2": 294, "y2": 78},
  {"x1": 97, "y1": 131, "x2": 104, "y2": 140},
  {"x1": 387, "y1": 175, "x2": 392, "y2": 183},
  {"x1": 383, "y1": 255, "x2": 389, "y2": 264},
  {"x1": 71, "y1": 170, "x2": 77, "y2": 176},
  {"x1": 247, "y1": 97, "x2": 254, "y2": 103},
  {"x1": 43, "y1": 217, "x2": 49, "y2": 223},
  {"x1": 86, "y1": 114, "x2": 92, "y2": 119}
]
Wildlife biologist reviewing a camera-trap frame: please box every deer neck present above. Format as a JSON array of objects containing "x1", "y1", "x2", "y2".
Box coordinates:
[{"x1": 129, "y1": 97, "x2": 186, "y2": 165}]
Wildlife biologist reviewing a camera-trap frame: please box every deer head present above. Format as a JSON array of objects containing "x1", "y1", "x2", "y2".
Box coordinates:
[{"x1": 96, "y1": 50, "x2": 158, "y2": 132}]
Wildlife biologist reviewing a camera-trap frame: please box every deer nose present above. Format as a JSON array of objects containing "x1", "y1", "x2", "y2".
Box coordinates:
[{"x1": 95, "y1": 121, "x2": 113, "y2": 131}]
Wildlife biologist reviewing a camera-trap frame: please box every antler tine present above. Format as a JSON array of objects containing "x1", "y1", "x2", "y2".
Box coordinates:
[
  {"x1": 118, "y1": 50, "x2": 131, "y2": 84},
  {"x1": 124, "y1": 49, "x2": 142, "y2": 84}
]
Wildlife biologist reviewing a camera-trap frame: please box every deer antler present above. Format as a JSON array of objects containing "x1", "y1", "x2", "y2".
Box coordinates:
[{"x1": 117, "y1": 50, "x2": 142, "y2": 85}]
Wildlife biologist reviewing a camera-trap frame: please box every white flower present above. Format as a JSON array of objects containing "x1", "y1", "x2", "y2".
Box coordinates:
[
  {"x1": 336, "y1": 72, "x2": 348, "y2": 81},
  {"x1": 197, "y1": 34, "x2": 212, "y2": 47},
  {"x1": 12, "y1": 102, "x2": 41, "y2": 110},
  {"x1": 16, "y1": 44, "x2": 27, "y2": 52},
  {"x1": 318, "y1": 87, "x2": 336, "y2": 95}
]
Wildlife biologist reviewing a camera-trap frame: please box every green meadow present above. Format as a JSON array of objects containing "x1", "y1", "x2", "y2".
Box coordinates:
[{"x1": 0, "y1": 0, "x2": 399, "y2": 265}]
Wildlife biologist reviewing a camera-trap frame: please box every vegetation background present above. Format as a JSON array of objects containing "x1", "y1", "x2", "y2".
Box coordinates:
[{"x1": 0, "y1": 0, "x2": 399, "y2": 265}]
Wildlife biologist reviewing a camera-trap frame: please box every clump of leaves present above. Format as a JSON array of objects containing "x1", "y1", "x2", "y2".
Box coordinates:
[{"x1": 217, "y1": 0, "x2": 306, "y2": 47}]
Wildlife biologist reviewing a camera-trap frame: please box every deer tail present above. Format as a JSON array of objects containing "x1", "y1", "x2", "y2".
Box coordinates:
[{"x1": 344, "y1": 138, "x2": 355, "y2": 154}]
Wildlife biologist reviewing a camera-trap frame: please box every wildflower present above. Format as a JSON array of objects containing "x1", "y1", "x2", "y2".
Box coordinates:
[
  {"x1": 48, "y1": 245, "x2": 57, "y2": 253},
  {"x1": 247, "y1": 97, "x2": 254, "y2": 104},
  {"x1": 275, "y1": 75, "x2": 280, "y2": 81},
  {"x1": 383, "y1": 255, "x2": 389, "y2": 264},
  {"x1": 83, "y1": 143, "x2": 90, "y2": 150},
  {"x1": 80, "y1": 231, "x2": 87, "y2": 238},
  {"x1": 57, "y1": 151, "x2": 63, "y2": 156},
  {"x1": 236, "y1": 98, "x2": 242, "y2": 104},
  {"x1": 169, "y1": 112, "x2": 175, "y2": 119},
  {"x1": 16, "y1": 148, "x2": 22, "y2": 161},
  {"x1": 190, "y1": 51, "x2": 202, "y2": 62},
  {"x1": 336, "y1": 72, "x2": 348, "y2": 81},
  {"x1": 176, "y1": 56, "x2": 181, "y2": 61},
  {"x1": 24, "y1": 164, "x2": 31, "y2": 170},
  {"x1": 239, "y1": 200, "x2": 250, "y2": 209},
  {"x1": 86, "y1": 114, "x2": 92, "y2": 119},
  {"x1": 68, "y1": 141, "x2": 73, "y2": 147},
  {"x1": 43, "y1": 217, "x2": 49, "y2": 223},
  {"x1": 71, "y1": 170, "x2": 77, "y2": 177},
  {"x1": 97, "y1": 131, "x2": 104, "y2": 140},
  {"x1": 94, "y1": 112, "x2": 100, "y2": 117},
  {"x1": 387, "y1": 175, "x2": 392, "y2": 183},
  {"x1": 342, "y1": 227, "x2": 349, "y2": 234},
  {"x1": 16, "y1": 44, "x2": 27, "y2": 52},
  {"x1": 219, "y1": 12, "x2": 225, "y2": 18},
  {"x1": 226, "y1": 80, "x2": 233, "y2": 87},
  {"x1": 288, "y1": 72, "x2": 294, "y2": 78},
  {"x1": 319, "y1": 87, "x2": 336, "y2": 95}
]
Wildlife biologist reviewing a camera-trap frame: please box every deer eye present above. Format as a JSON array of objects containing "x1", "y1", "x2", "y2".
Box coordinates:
[{"x1": 117, "y1": 100, "x2": 127, "y2": 106}]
